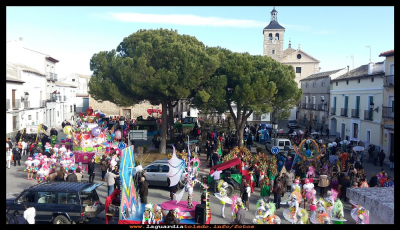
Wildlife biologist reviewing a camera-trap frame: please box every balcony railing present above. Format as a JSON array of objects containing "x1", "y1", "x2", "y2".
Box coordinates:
[
  {"x1": 311, "y1": 103, "x2": 316, "y2": 110},
  {"x1": 54, "y1": 74, "x2": 58, "y2": 81},
  {"x1": 317, "y1": 104, "x2": 326, "y2": 111},
  {"x1": 340, "y1": 108, "x2": 348, "y2": 116},
  {"x1": 382, "y1": 106, "x2": 394, "y2": 119},
  {"x1": 47, "y1": 72, "x2": 57, "y2": 81},
  {"x1": 12, "y1": 99, "x2": 21, "y2": 109},
  {"x1": 351, "y1": 109, "x2": 359, "y2": 118},
  {"x1": 24, "y1": 101, "x2": 30, "y2": 109},
  {"x1": 331, "y1": 107, "x2": 336, "y2": 115},
  {"x1": 364, "y1": 110, "x2": 373, "y2": 120},
  {"x1": 383, "y1": 75, "x2": 394, "y2": 87},
  {"x1": 40, "y1": 100, "x2": 46, "y2": 107},
  {"x1": 63, "y1": 95, "x2": 67, "y2": 101},
  {"x1": 47, "y1": 93, "x2": 57, "y2": 102},
  {"x1": 6, "y1": 99, "x2": 10, "y2": 110},
  {"x1": 302, "y1": 103, "x2": 308, "y2": 109}
]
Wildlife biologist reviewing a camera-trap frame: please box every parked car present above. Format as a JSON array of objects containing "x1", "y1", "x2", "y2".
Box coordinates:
[
  {"x1": 6, "y1": 182, "x2": 104, "y2": 224},
  {"x1": 287, "y1": 120, "x2": 299, "y2": 128},
  {"x1": 143, "y1": 159, "x2": 187, "y2": 189}
]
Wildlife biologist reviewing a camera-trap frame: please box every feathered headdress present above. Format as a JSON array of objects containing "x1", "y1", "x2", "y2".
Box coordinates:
[
  {"x1": 307, "y1": 166, "x2": 315, "y2": 178},
  {"x1": 266, "y1": 202, "x2": 276, "y2": 215},
  {"x1": 330, "y1": 189, "x2": 338, "y2": 203}
]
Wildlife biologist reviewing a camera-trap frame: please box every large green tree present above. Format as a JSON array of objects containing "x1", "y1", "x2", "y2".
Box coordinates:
[
  {"x1": 89, "y1": 28, "x2": 219, "y2": 153},
  {"x1": 194, "y1": 48, "x2": 283, "y2": 146}
]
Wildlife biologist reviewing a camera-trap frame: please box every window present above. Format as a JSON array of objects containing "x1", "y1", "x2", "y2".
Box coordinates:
[
  {"x1": 313, "y1": 82, "x2": 317, "y2": 87},
  {"x1": 336, "y1": 82, "x2": 338, "y2": 86},
  {"x1": 36, "y1": 112, "x2": 38, "y2": 120},
  {"x1": 17, "y1": 191, "x2": 35, "y2": 204},
  {"x1": 57, "y1": 111, "x2": 59, "y2": 117},
  {"x1": 358, "y1": 79, "x2": 360, "y2": 83},
  {"x1": 72, "y1": 79, "x2": 75, "y2": 82},
  {"x1": 272, "y1": 50, "x2": 275, "y2": 54},
  {"x1": 161, "y1": 165, "x2": 169, "y2": 173},
  {"x1": 306, "y1": 82, "x2": 309, "y2": 88},
  {"x1": 297, "y1": 54, "x2": 302, "y2": 59},
  {"x1": 146, "y1": 165, "x2": 159, "y2": 172},
  {"x1": 285, "y1": 141, "x2": 290, "y2": 146},
  {"x1": 253, "y1": 112, "x2": 262, "y2": 120},
  {"x1": 269, "y1": 33, "x2": 273, "y2": 40},
  {"x1": 278, "y1": 141, "x2": 284, "y2": 147},
  {"x1": 70, "y1": 106, "x2": 72, "y2": 112},
  {"x1": 296, "y1": 67, "x2": 301, "y2": 73},
  {"x1": 38, "y1": 191, "x2": 56, "y2": 204},
  {"x1": 58, "y1": 192, "x2": 77, "y2": 204},
  {"x1": 275, "y1": 33, "x2": 279, "y2": 40},
  {"x1": 371, "y1": 77, "x2": 374, "y2": 82},
  {"x1": 322, "y1": 81, "x2": 325, "y2": 86},
  {"x1": 28, "y1": 115, "x2": 32, "y2": 120}
]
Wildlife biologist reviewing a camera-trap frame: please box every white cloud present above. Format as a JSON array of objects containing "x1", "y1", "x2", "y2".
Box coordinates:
[{"x1": 101, "y1": 12, "x2": 266, "y2": 28}]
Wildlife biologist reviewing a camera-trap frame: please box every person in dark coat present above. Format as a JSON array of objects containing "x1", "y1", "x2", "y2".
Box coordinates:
[
  {"x1": 339, "y1": 176, "x2": 351, "y2": 202},
  {"x1": 206, "y1": 140, "x2": 213, "y2": 161},
  {"x1": 272, "y1": 176, "x2": 285, "y2": 209},
  {"x1": 139, "y1": 177, "x2": 149, "y2": 204},
  {"x1": 212, "y1": 148, "x2": 220, "y2": 166},
  {"x1": 367, "y1": 144, "x2": 376, "y2": 163},
  {"x1": 369, "y1": 173, "x2": 378, "y2": 187},
  {"x1": 9, "y1": 210, "x2": 28, "y2": 224},
  {"x1": 378, "y1": 150, "x2": 386, "y2": 167},
  {"x1": 15, "y1": 131, "x2": 21, "y2": 142},
  {"x1": 246, "y1": 134, "x2": 253, "y2": 151},
  {"x1": 66, "y1": 169, "x2": 78, "y2": 182},
  {"x1": 88, "y1": 158, "x2": 96, "y2": 183},
  {"x1": 167, "y1": 177, "x2": 178, "y2": 201},
  {"x1": 12, "y1": 146, "x2": 21, "y2": 166}
]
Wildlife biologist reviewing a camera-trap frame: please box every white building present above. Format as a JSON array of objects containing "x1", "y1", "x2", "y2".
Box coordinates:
[
  {"x1": 54, "y1": 81, "x2": 78, "y2": 122},
  {"x1": 329, "y1": 62, "x2": 384, "y2": 149},
  {"x1": 60, "y1": 73, "x2": 91, "y2": 114}
]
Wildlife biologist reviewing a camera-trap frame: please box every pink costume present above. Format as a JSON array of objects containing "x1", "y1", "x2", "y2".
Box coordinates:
[
  {"x1": 32, "y1": 157, "x2": 41, "y2": 173},
  {"x1": 77, "y1": 162, "x2": 85, "y2": 174},
  {"x1": 24, "y1": 157, "x2": 33, "y2": 172},
  {"x1": 50, "y1": 155, "x2": 57, "y2": 170}
]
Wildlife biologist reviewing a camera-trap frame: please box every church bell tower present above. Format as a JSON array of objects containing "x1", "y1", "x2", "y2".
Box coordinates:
[{"x1": 263, "y1": 7, "x2": 285, "y2": 61}]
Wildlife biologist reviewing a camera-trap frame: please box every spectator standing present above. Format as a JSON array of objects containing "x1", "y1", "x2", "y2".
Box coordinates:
[
  {"x1": 66, "y1": 168, "x2": 78, "y2": 182},
  {"x1": 285, "y1": 169, "x2": 295, "y2": 193},
  {"x1": 54, "y1": 171, "x2": 65, "y2": 182},
  {"x1": 246, "y1": 134, "x2": 253, "y2": 151},
  {"x1": 383, "y1": 176, "x2": 393, "y2": 187},
  {"x1": 241, "y1": 182, "x2": 250, "y2": 211},
  {"x1": 233, "y1": 200, "x2": 246, "y2": 224},
  {"x1": 6, "y1": 146, "x2": 12, "y2": 169},
  {"x1": 75, "y1": 167, "x2": 83, "y2": 182},
  {"x1": 339, "y1": 176, "x2": 351, "y2": 202},
  {"x1": 212, "y1": 148, "x2": 220, "y2": 167},
  {"x1": 23, "y1": 202, "x2": 36, "y2": 224},
  {"x1": 88, "y1": 157, "x2": 96, "y2": 183},
  {"x1": 105, "y1": 170, "x2": 118, "y2": 196},
  {"x1": 12, "y1": 146, "x2": 21, "y2": 167},
  {"x1": 378, "y1": 150, "x2": 386, "y2": 167},
  {"x1": 325, "y1": 128, "x2": 330, "y2": 138},
  {"x1": 15, "y1": 131, "x2": 21, "y2": 143},
  {"x1": 21, "y1": 139, "x2": 27, "y2": 156},
  {"x1": 47, "y1": 169, "x2": 57, "y2": 181},
  {"x1": 139, "y1": 177, "x2": 149, "y2": 204},
  {"x1": 367, "y1": 144, "x2": 375, "y2": 163},
  {"x1": 112, "y1": 165, "x2": 121, "y2": 190},
  {"x1": 372, "y1": 149, "x2": 379, "y2": 166},
  {"x1": 211, "y1": 169, "x2": 222, "y2": 194},
  {"x1": 318, "y1": 170, "x2": 329, "y2": 196},
  {"x1": 9, "y1": 210, "x2": 28, "y2": 224},
  {"x1": 272, "y1": 176, "x2": 284, "y2": 209},
  {"x1": 100, "y1": 155, "x2": 109, "y2": 182},
  {"x1": 389, "y1": 152, "x2": 394, "y2": 171},
  {"x1": 206, "y1": 140, "x2": 212, "y2": 162}
]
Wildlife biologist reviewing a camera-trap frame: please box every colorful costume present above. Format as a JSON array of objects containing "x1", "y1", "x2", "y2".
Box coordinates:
[
  {"x1": 50, "y1": 155, "x2": 57, "y2": 170},
  {"x1": 230, "y1": 196, "x2": 244, "y2": 223},
  {"x1": 32, "y1": 157, "x2": 40, "y2": 173},
  {"x1": 152, "y1": 205, "x2": 163, "y2": 224},
  {"x1": 142, "y1": 203, "x2": 153, "y2": 224},
  {"x1": 283, "y1": 193, "x2": 309, "y2": 224},
  {"x1": 302, "y1": 179, "x2": 316, "y2": 204},
  {"x1": 331, "y1": 199, "x2": 347, "y2": 223},
  {"x1": 350, "y1": 201, "x2": 369, "y2": 224},
  {"x1": 36, "y1": 165, "x2": 49, "y2": 183},
  {"x1": 214, "y1": 181, "x2": 232, "y2": 218},
  {"x1": 310, "y1": 198, "x2": 331, "y2": 224},
  {"x1": 24, "y1": 157, "x2": 33, "y2": 172},
  {"x1": 77, "y1": 162, "x2": 84, "y2": 173},
  {"x1": 252, "y1": 199, "x2": 267, "y2": 224}
]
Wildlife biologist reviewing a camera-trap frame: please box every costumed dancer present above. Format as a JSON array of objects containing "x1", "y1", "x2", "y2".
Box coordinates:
[
  {"x1": 302, "y1": 178, "x2": 316, "y2": 207},
  {"x1": 283, "y1": 192, "x2": 308, "y2": 224},
  {"x1": 282, "y1": 179, "x2": 302, "y2": 205},
  {"x1": 259, "y1": 170, "x2": 271, "y2": 202},
  {"x1": 214, "y1": 181, "x2": 233, "y2": 218},
  {"x1": 323, "y1": 189, "x2": 338, "y2": 219},
  {"x1": 173, "y1": 208, "x2": 181, "y2": 223},
  {"x1": 24, "y1": 156, "x2": 33, "y2": 180},
  {"x1": 229, "y1": 196, "x2": 244, "y2": 223},
  {"x1": 49, "y1": 154, "x2": 57, "y2": 171},
  {"x1": 265, "y1": 202, "x2": 281, "y2": 224},
  {"x1": 59, "y1": 156, "x2": 68, "y2": 172},
  {"x1": 32, "y1": 155, "x2": 41, "y2": 177},
  {"x1": 252, "y1": 199, "x2": 267, "y2": 224},
  {"x1": 249, "y1": 170, "x2": 256, "y2": 193},
  {"x1": 152, "y1": 205, "x2": 163, "y2": 224},
  {"x1": 350, "y1": 203, "x2": 369, "y2": 224},
  {"x1": 53, "y1": 144, "x2": 59, "y2": 155},
  {"x1": 331, "y1": 198, "x2": 347, "y2": 224},
  {"x1": 69, "y1": 152, "x2": 75, "y2": 166},
  {"x1": 36, "y1": 164, "x2": 49, "y2": 183},
  {"x1": 77, "y1": 162, "x2": 84, "y2": 174},
  {"x1": 310, "y1": 198, "x2": 331, "y2": 224},
  {"x1": 142, "y1": 203, "x2": 154, "y2": 224}
]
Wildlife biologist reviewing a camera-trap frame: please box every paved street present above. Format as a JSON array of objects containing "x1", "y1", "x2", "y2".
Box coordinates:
[{"x1": 6, "y1": 121, "x2": 393, "y2": 224}]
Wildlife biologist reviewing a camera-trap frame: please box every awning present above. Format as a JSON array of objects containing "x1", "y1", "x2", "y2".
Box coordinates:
[{"x1": 210, "y1": 158, "x2": 241, "y2": 174}]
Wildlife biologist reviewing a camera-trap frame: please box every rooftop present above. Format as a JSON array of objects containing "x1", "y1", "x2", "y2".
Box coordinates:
[
  {"x1": 379, "y1": 49, "x2": 394, "y2": 57},
  {"x1": 332, "y1": 62, "x2": 384, "y2": 81},
  {"x1": 55, "y1": 81, "x2": 78, "y2": 88},
  {"x1": 11, "y1": 63, "x2": 46, "y2": 76},
  {"x1": 263, "y1": 20, "x2": 285, "y2": 30},
  {"x1": 6, "y1": 76, "x2": 25, "y2": 83},
  {"x1": 300, "y1": 68, "x2": 346, "y2": 81},
  {"x1": 75, "y1": 73, "x2": 91, "y2": 79},
  {"x1": 282, "y1": 47, "x2": 296, "y2": 59}
]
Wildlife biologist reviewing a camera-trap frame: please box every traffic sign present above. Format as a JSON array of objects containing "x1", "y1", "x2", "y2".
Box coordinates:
[
  {"x1": 118, "y1": 142, "x2": 126, "y2": 150},
  {"x1": 271, "y1": 146, "x2": 280, "y2": 155}
]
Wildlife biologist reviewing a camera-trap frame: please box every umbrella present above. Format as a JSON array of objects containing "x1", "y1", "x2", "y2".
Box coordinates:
[
  {"x1": 311, "y1": 132, "x2": 319, "y2": 135},
  {"x1": 352, "y1": 146, "x2": 364, "y2": 152}
]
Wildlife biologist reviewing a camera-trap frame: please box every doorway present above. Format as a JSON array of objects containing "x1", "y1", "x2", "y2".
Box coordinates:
[
  {"x1": 389, "y1": 133, "x2": 394, "y2": 155},
  {"x1": 341, "y1": 123, "x2": 345, "y2": 140},
  {"x1": 309, "y1": 113, "x2": 313, "y2": 128},
  {"x1": 330, "y1": 118, "x2": 337, "y2": 136}
]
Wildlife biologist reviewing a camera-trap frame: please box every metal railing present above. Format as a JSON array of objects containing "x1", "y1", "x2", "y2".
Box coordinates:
[
  {"x1": 63, "y1": 95, "x2": 67, "y2": 101},
  {"x1": 383, "y1": 75, "x2": 394, "y2": 87},
  {"x1": 382, "y1": 106, "x2": 394, "y2": 119},
  {"x1": 12, "y1": 99, "x2": 21, "y2": 109},
  {"x1": 311, "y1": 103, "x2": 316, "y2": 110},
  {"x1": 47, "y1": 72, "x2": 57, "y2": 81},
  {"x1": 24, "y1": 101, "x2": 30, "y2": 109},
  {"x1": 364, "y1": 110, "x2": 373, "y2": 120},
  {"x1": 317, "y1": 104, "x2": 325, "y2": 111},
  {"x1": 340, "y1": 108, "x2": 348, "y2": 116},
  {"x1": 351, "y1": 109, "x2": 359, "y2": 118},
  {"x1": 47, "y1": 93, "x2": 57, "y2": 102},
  {"x1": 331, "y1": 107, "x2": 336, "y2": 115},
  {"x1": 6, "y1": 99, "x2": 10, "y2": 110},
  {"x1": 40, "y1": 100, "x2": 46, "y2": 107},
  {"x1": 302, "y1": 103, "x2": 308, "y2": 109}
]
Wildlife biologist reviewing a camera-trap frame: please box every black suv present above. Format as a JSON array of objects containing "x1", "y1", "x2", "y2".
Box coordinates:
[{"x1": 6, "y1": 182, "x2": 104, "y2": 224}]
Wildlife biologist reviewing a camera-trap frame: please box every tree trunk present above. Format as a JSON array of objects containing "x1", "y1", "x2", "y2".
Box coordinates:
[
  {"x1": 168, "y1": 102, "x2": 176, "y2": 142},
  {"x1": 159, "y1": 101, "x2": 167, "y2": 153}
]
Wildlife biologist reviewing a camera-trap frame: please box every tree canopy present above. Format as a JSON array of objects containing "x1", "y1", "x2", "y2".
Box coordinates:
[{"x1": 89, "y1": 28, "x2": 219, "y2": 153}]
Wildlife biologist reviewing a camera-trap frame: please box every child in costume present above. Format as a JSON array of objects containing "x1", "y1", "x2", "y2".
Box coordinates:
[
  {"x1": 264, "y1": 202, "x2": 281, "y2": 224},
  {"x1": 214, "y1": 181, "x2": 232, "y2": 218},
  {"x1": 252, "y1": 199, "x2": 267, "y2": 224},
  {"x1": 49, "y1": 155, "x2": 57, "y2": 171},
  {"x1": 142, "y1": 203, "x2": 153, "y2": 224},
  {"x1": 283, "y1": 193, "x2": 309, "y2": 224},
  {"x1": 350, "y1": 204, "x2": 369, "y2": 224},
  {"x1": 36, "y1": 164, "x2": 49, "y2": 183},
  {"x1": 302, "y1": 178, "x2": 316, "y2": 205},
  {"x1": 332, "y1": 198, "x2": 347, "y2": 224},
  {"x1": 230, "y1": 196, "x2": 244, "y2": 223},
  {"x1": 24, "y1": 156, "x2": 34, "y2": 180},
  {"x1": 152, "y1": 205, "x2": 163, "y2": 224},
  {"x1": 76, "y1": 162, "x2": 85, "y2": 174},
  {"x1": 32, "y1": 155, "x2": 41, "y2": 176}
]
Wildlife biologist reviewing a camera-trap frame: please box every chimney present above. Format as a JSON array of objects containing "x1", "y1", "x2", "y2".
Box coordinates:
[
  {"x1": 288, "y1": 39, "x2": 291, "y2": 48},
  {"x1": 368, "y1": 63, "x2": 373, "y2": 75},
  {"x1": 347, "y1": 65, "x2": 349, "y2": 72}
]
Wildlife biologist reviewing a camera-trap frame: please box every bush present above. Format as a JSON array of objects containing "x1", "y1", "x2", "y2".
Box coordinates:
[{"x1": 256, "y1": 147, "x2": 263, "y2": 153}]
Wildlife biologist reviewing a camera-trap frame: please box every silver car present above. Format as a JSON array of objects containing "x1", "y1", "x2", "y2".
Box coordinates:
[{"x1": 143, "y1": 159, "x2": 186, "y2": 188}]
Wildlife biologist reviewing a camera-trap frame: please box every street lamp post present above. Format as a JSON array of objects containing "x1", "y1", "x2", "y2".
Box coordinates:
[{"x1": 272, "y1": 122, "x2": 278, "y2": 139}]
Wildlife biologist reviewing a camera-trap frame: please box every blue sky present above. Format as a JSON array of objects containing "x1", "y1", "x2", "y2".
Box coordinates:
[{"x1": 7, "y1": 6, "x2": 394, "y2": 78}]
